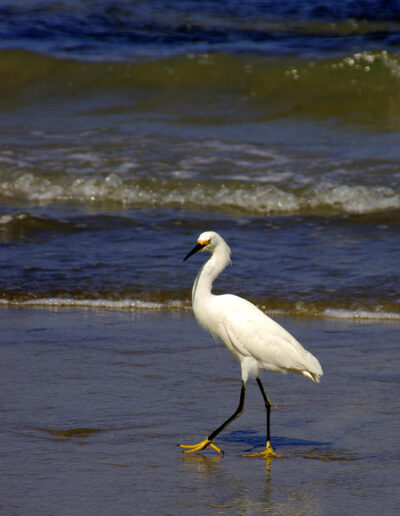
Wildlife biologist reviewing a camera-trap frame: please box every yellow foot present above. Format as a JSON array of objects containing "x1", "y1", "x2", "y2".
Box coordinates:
[
  {"x1": 179, "y1": 438, "x2": 223, "y2": 454},
  {"x1": 242, "y1": 441, "x2": 282, "y2": 458}
]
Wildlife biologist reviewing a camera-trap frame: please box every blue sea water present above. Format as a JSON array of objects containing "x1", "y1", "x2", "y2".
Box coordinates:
[
  {"x1": 0, "y1": 0, "x2": 399, "y2": 317},
  {"x1": 1, "y1": 3, "x2": 400, "y2": 515}
]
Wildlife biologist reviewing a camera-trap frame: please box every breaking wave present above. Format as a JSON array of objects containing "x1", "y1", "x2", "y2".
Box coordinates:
[{"x1": 1, "y1": 171, "x2": 399, "y2": 217}]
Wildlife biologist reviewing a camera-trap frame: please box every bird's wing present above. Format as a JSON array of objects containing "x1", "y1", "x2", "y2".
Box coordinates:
[{"x1": 217, "y1": 294, "x2": 318, "y2": 374}]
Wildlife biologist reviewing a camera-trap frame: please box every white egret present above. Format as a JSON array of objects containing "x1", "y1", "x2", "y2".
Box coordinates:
[{"x1": 179, "y1": 231, "x2": 323, "y2": 457}]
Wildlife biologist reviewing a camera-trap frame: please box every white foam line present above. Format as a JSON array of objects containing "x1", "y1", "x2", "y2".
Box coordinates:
[
  {"x1": 0, "y1": 298, "x2": 398, "y2": 321},
  {"x1": 323, "y1": 309, "x2": 400, "y2": 321},
  {"x1": 0, "y1": 298, "x2": 187, "y2": 311}
]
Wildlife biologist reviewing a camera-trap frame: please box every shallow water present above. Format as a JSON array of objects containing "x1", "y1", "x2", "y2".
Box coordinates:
[
  {"x1": 1, "y1": 308, "x2": 399, "y2": 514},
  {"x1": 1, "y1": 2, "x2": 400, "y2": 512}
]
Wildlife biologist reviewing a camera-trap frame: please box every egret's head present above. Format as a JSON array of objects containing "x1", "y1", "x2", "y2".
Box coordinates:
[{"x1": 184, "y1": 231, "x2": 221, "y2": 261}]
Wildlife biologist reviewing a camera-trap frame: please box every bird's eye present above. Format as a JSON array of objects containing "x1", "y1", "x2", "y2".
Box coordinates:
[{"x1": 198, "y1": 239, "x2": 211, "y2": 247}]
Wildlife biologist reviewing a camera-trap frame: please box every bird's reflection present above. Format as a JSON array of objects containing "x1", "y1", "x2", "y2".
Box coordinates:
[{"x1": 180, "y1": 430, "x2": 331, "y2": 514}]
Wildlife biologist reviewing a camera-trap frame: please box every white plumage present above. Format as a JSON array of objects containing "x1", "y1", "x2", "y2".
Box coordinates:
[{"x1": 179, "y1": 230, "x2": 323, "y2": 457}]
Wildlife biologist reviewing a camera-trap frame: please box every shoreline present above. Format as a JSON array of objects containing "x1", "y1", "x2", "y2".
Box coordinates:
[{"x1": 0, "y1": 298, "x2": 399, "y2": 322}]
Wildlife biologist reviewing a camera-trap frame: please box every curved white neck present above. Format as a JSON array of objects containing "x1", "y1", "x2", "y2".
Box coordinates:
[{"x1": 192, "y1": 240, "x2": 231, "y2": 304}]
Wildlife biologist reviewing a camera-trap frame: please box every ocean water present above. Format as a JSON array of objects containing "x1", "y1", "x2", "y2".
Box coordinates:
[
  {"x1": 0, "y1": 0, "x2": 399, "y2": 319},
  {"x1": 0, "y1": 1, "x2": 399, "y2": 320},
  {"x1": 1, "y1": 309, "x2": 400, "y2": 515},
  {"x1": 1, "y1": 2, "x2": 400, "y2": 513}
]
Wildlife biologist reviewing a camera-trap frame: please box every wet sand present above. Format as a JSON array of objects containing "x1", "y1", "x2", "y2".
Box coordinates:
[{"x1": 1, "y1": 307, "x2": 399, "y2": 515}]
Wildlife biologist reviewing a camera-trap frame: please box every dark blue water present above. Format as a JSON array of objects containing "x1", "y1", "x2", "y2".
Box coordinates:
[{"x1": 1, "y1": 0, "x2": 400, "y2": 59}]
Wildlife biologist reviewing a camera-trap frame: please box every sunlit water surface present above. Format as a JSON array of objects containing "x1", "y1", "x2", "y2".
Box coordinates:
[{"x1": 1, "y1": 308, "x2": 399, "y2": 514}]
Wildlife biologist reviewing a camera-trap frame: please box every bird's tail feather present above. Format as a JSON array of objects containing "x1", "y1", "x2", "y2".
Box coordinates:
[{"x1": 302, "y1": 370, "x2": 322, "y2": 383}]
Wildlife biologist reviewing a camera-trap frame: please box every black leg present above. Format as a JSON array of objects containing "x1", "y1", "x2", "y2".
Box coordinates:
[
  {"x1": 180, "y1": 379, "x2": 281, "y2": 456},
  {"x1": 256, "y1": 377, "x2": 272, "y2": 444},
  {"x1": 208, "y1": 380, "x2": 246, "y2": 442},
  {"x1": 179, "y1": 381, "x2": 247, "y2": 454}
]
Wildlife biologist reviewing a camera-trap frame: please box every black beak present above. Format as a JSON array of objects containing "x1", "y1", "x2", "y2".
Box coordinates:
[{"x1": 184, "y1": 242, "x2": 205, "y2": 262}]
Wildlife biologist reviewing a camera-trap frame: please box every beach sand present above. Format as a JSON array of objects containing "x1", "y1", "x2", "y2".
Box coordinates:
[{"x1": 1, "y1": 307, "x2": 399, "y2": 515}]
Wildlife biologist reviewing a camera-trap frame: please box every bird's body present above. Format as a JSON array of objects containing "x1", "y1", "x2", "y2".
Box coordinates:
[{"x1": 179, "y1": 231, "x2": 323, "y2": 457}]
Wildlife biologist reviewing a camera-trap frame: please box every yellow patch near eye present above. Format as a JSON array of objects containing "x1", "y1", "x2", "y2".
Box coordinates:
[{"x1": 198, "y1": 239, "x2": 210, "y2": 246}]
